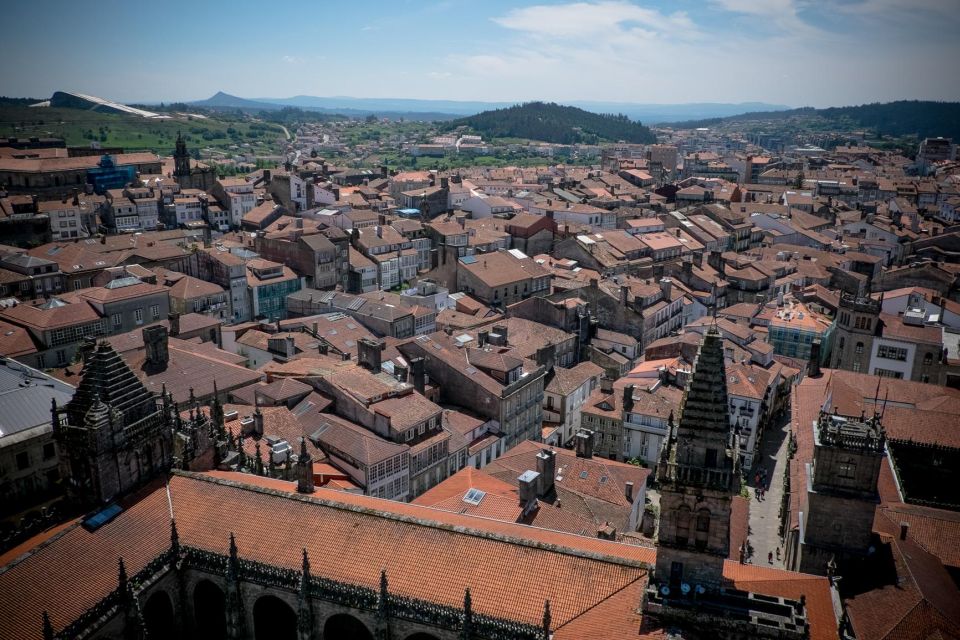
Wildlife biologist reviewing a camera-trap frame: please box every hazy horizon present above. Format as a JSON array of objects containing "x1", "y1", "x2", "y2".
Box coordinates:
[{"x1": 2, "y1": 0, "x2": 959, "y2": 108}]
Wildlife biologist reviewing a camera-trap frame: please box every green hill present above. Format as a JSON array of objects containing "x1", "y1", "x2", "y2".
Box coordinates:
[
  {"x1": 447, "y1": 101, "x2": 656, "y2": 145},
  {"x1": 667, "y1": 100, "x2": 960, "y2": 140}
]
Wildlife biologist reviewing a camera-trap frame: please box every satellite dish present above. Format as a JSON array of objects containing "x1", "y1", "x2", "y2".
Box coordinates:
[
  {"x1": 660, "y1": 585, "x2": 670, "y2": 596},
  {"x1": 681, "y1": 582, "x2": 691, "y2": 595},
  {"x1": 696, "y1": 584, "x2": 706, "y2": 595}
]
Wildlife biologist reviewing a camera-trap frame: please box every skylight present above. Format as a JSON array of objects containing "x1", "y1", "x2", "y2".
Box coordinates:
[{"x1": 463, "y1": 488, "x2": 486, "y2": 505}]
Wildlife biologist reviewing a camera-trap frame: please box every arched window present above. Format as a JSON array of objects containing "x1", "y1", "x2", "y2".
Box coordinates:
[
  {"x1": 923, "y1": 352, "x2": 933, "y2": 365},
  {"x1": 143, "y1": 590, "x2": 176, "y2": 639},
  {"x1": 254, "y1": 596, "x2": 297, "y2": 640},
  {"x1": 838, "y1": 337, "x2": 845, "y2": 351},
  {"x1": 324, "y1": 614, "x2": 374, "y2": 640},
  {"x1": 193, "y1": 580, "x2": 226, "y2": 640},
  {"x1": 855, "y1": 342, "x2": 864, "y2": 354}
]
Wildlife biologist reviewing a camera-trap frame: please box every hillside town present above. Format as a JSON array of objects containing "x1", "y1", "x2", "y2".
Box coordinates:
[{"x1": 1, "y1": 111, "x2": 960, "y2": 640}]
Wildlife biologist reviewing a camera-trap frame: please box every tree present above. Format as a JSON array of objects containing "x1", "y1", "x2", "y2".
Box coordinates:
[{"x1": 794, "y1": 171, "x2": 805, "y2": 189}]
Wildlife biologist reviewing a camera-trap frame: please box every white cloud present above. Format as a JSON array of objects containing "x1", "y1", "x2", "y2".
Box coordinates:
[
  {"x1": 493, "y1": 1, "x2": 695, "y2": 38},
  {"x1": 281, "y1": 55, "x2": 303, "y2": 64}
]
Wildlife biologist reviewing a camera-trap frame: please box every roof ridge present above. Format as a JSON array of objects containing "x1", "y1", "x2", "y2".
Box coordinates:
[{"x1": 175, "y1": 470, "x2": 652, "y2": 569}]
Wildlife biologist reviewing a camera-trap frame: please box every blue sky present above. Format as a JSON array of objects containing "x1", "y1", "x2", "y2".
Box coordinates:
[{"x1": 2, "y1": 0, "x2": 958, "y2": 108}]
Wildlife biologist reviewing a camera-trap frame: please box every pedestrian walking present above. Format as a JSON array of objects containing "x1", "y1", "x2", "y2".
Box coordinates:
[
  {"x1": 768, "y1": 551, "x2": 773, "y2": 564},
  {"x1": 776, "y1": 548, "x2": 781, "y2": 561}
]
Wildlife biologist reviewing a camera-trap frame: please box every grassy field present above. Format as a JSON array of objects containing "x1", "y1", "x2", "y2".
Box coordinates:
[{"x1": 0, "y1": 106, "x2": 287, "y2": 155}]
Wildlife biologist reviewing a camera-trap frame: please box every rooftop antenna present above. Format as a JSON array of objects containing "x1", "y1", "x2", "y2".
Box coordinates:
[{"x1": 872, "y1": 376, "x2": 882, "y2": 418}]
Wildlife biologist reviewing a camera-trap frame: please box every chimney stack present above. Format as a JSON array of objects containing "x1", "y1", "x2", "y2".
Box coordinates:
[
  {"x1": 357, "y1": 337, "x2": 383, "y2": 373},
  {"x1": 410, "y1": 357, "x2": 426, "y2": 394},
  {"x1": 535, "y1": 449, "x2": 556, "y2": 497},
  {"x1": 477, "y1": 329, "x2": 489, "y2": 348},
  {"x1": 659, "y1": 277, "x2": 672, "y2": 300},
  {"x1": 142, "y1": 325, "x2": 169, "y2": 368},
  {"x1": 900, "y1": 522, "x2": 909, "y2": 541},
  {"x1": 518, "y1": 470, "x2": 540, "y2": 514},
  {"x1": 620, "y1": 285, "x2": 629, "y2": 307},
  {"x1": 625, "y1": 481, "x2": 634, "y2": 502},
  {"x1": 252, "y1": 405, "x2": 264, "y2": 437},
  {"x1": 575, "y1": 429, "x2": 595, "y2": 459},
  {"x1": 622, "y1": 384, "x2": 635, "y2": 413},
  {"x1": 809, "y1": 338, "x2": 822, "y2": 378},
  {"x1": 317, "y1": 342, "x2": 328, "y2": 355}
]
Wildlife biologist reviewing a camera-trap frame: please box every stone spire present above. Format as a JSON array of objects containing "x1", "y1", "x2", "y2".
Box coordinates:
[
  {"x1": 297, "y1": 549, "x2": 313, "y2": 640},
  {"x1": 296, "y1": 437, "x2": 314, "y2": 494},
  {"x1": 64, "y1": 341, "x2": 156, "y2": 428},
  {"x1": 677, "y1": 325, "x2": 730, "y2": 435}
]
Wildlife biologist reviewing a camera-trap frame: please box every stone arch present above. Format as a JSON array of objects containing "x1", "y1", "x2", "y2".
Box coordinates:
[
  {"x1": 193, "y1": 579, "x2": 226, "y2": 640},
  {"x1": 143, "y1": 590, "x2": 176, "y2": 639},
  {"x1": 323, "y1": 613, "x2": 374, "y2": 640},
  {"x1": 253, "y1": 594, "x2": 297, "y2": 640}
]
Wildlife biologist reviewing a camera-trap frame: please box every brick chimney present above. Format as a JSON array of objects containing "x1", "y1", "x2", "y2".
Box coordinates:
[{"x1": 809, "y1": 338, "x2": 822, "y2": 378}]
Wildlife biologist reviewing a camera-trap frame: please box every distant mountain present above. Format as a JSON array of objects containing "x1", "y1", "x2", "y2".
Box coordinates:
[
  {"x1": 189, "y1": 93, "x2": 790, "y2": 122},
  {"x1": 667, "y1": 100, "x2": 960, "y2": 140},
  {"x1": 570, "y1": 101, "x2": 791, "y2": 123},
  {"x1": 191, "y1": 91, "x2": 283, "y2": 111},
  {"x1": 446, "y1": 101, "x2": 656, "y2": 145}
]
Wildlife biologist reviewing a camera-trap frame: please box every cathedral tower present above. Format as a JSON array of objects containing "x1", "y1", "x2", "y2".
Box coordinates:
[{"x1": 654, "y1": 325, "x2": 740, "y2": 594}]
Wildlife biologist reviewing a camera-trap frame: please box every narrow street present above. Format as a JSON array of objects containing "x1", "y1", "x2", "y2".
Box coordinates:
[{"x1": 746, "y1": 411, "x2": 790, "y2": 568}]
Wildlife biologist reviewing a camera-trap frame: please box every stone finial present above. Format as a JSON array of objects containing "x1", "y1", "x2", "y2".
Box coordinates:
[
  {"x1": 42, "y1": 611, "x2": 54, "y2": 640},
  {"x1": 542, "y1": 599, "x2": 552, "y2": 639},
  {"x1": 302, "y1": 548, "x2": 311, "y2": 577},
  {"x1": 461, "y1": 588, "x2": 473, "y2": 640}
]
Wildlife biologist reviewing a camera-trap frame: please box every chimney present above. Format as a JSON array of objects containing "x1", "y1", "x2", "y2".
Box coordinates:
[
  {"x1": 625, "y1": 481, "x2": 634, "y2": 502},
  {"x1": 375, "y1": 225, "x2": 383, "y2": 238},
  {"x1": 394, "y1": 363, "x2": 408, "y2": 383},
  {"x1": 600, "y1": 376, "x2": 613, "y2": 393},
  {"x1": 575, "y1": 429, "x2": 595, "y2": 459},
  {"x1": 659, "y1": 277, "x2": 672, "y2": 300},
  {"x1": 252, "y1": 406, "x2": 264, "y2": 437},
  {"x1": 809, "y1": 338, "x2": 822, "y2": 378},
  {"x1": 142, "y1": 325, "x2": 169, "y2": 368},
  {"x1": 317, "y1": 341, "x2": 328, "y2": 355},
  {"x1": 357, "y1": 337, "x2": 383, "y2": 372},
  {"x1": 72, "y1": 188, "x2": 80, "y2": 206},
  {"x1": 492, "y1": 324, "x2": 508, "y2": 345},
  {"x1": 263, "y1": 169, "x2": 272, "y2": 183},
  {"x1": 620, "y1": 285, "x2": 629, "y2": 307},
  {"x1": 900, "y1": 522, "x2": 909, "y2": 541},
  {"x1": 518, "y1": 470, "x2": 540, "y2": 514},
  {"x1": 477, "y1": 329, "x2": 488, "y2": 347},
  {"x1": 622, "y1": 384, "x2": 635, "y2": 413},
  {"x1": 535, "y1": 344, "x2": 556, "y2": 371},
  {"x1": 535, "y1": 449, "x2": 556, "y2": 497},
  {"x1": 410, "y1": 357, "x2": 426, "y2": 394},
  {"x1": 168, "y1": 312, "x2": 181, "y2": 337}
]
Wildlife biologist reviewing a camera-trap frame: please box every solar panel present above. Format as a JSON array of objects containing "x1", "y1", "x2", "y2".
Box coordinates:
[{"x1": 463, "y1": 488, "x2": 486, "y2": 505}]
